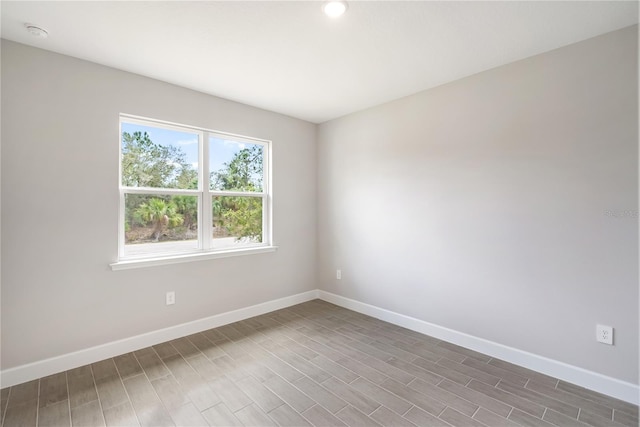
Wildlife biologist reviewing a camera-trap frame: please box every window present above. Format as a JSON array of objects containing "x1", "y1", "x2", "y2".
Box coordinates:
[{"x1": 116, "y1": 115, "x2": 272, "y2": 266}]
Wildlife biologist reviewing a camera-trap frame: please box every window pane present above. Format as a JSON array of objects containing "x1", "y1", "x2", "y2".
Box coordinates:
[
  {"x1": 209, "y1": 137, "x2": 263, "y2": 191},
  {"x1": 122, "y1": 122, "x2": 199, "y2": 189},
  {"x1": 212, "y1": 196, "x2": 262, "y2": 249},
  {"x1": 124, "y1": 194, "x2": 198, "y2": 258}
]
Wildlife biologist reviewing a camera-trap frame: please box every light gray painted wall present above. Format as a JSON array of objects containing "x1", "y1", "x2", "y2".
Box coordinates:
[
  {"x1": 317, "y1": 26, "x2": 638, "y2": 383},
  {"x1": 1, "y1": 40, "x2": 317, "y2": 370}
]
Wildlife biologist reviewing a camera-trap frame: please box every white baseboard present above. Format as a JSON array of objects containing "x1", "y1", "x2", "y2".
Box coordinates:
[
  {"x1": 0, "y1": 290, "x2": 319, "y2": 388},
  {"x1": 317, "y1": 290, "x2": 639, "y2": 405}
]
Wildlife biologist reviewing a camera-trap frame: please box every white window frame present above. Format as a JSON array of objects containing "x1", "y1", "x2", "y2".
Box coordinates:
[{"x1": 111, "y1": 114, "x2": 275, "y2": 270}]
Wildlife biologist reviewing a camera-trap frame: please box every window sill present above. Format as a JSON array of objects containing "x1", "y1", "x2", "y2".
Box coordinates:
[{"x1": 110, "y1": 246, "x2": 278, "y2": 271}]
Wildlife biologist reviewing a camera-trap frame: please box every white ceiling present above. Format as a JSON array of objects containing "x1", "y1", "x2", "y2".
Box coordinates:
[{"x1": 1, "y1": 1, "x2": 637, "y2": 123}]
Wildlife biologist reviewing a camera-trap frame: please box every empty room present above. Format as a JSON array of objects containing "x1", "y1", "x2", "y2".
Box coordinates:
[{"x1": 1, "y1": 1, "x2": 638, "y2": 426}]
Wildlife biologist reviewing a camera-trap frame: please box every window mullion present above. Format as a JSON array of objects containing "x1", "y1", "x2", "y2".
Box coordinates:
[
  {"x1": 209, "y1": 190, "x2": 265, "y2": 198},
  {"x1": 264, "y1": 137, "x2": 271, "y2": 246},
  {"x1": 202, "y1": 131, "x2": 212, "y2": 250},
  {"x1": 122, "y1": 187, "x2": 199, "y2": 196}
]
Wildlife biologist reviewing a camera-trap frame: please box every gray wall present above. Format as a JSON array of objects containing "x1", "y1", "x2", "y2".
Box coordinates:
[
  {"x1": 1, "y1": 41, "x2": 317, "y2": 370},
  {"x1": 317, "y1": 26, "x2": 638, "y2": 383}
]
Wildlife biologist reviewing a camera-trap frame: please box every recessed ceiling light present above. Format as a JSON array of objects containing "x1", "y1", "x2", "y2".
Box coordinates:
[
  {"x1": 25, "y1": 23, "x2": 49, "y2": 39},
  {"x1": 323, "y1": 1, "x2": 348, "y2": 18}
]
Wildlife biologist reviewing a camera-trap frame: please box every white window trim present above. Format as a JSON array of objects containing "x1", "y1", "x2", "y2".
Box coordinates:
[
  {"x1": 112, "y1": 114, "x2": 274, "y2": 270},
  {"x1": 110, "y1": 246, "x2": 278, "y2": 270}
]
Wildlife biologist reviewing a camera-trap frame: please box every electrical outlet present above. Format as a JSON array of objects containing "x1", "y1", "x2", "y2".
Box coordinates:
[
  {"x1": 596, "y1": 324, "x2": 613, "y2": 345},
  {"x1": 166, "y1": 291, "x2": 176, "y2": 306},
  {"x1": 336, "y1": 269, "x2": 341, "y2": 280}
]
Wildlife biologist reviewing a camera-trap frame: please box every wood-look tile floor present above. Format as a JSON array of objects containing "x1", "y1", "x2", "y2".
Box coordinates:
[{"x1": 1, "y1": 300, "x2": 638, "y2": 427}]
